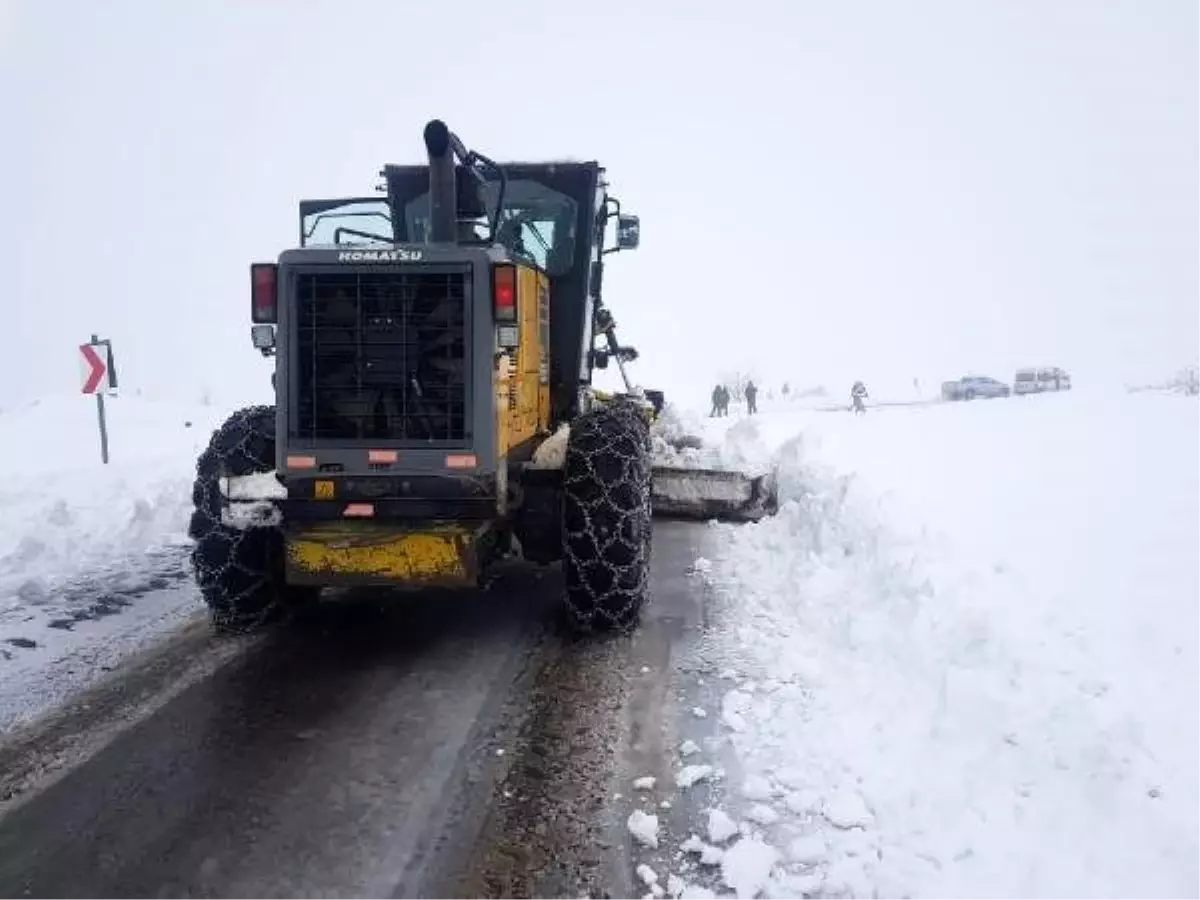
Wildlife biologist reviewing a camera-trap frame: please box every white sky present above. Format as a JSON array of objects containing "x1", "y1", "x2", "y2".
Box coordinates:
[{"x1": 2, "y1": 0, "x2": 1196, "y2": 410}]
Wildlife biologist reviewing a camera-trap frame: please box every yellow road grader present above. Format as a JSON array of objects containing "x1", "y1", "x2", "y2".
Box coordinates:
[{"x1": 188, "y1": 120, "x2": 775, "y2": 634}]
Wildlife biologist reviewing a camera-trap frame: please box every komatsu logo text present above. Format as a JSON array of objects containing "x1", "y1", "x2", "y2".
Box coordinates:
[{"x1": 337, "y1": 249, "x2": 423, "y2": 262}]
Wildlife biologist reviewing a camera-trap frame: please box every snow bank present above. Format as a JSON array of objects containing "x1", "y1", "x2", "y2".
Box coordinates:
[
  {"x1": 0, "y1": 394, "x2": 228, "y2": 602},
  {"x1": 694, "y1": 390, "x2": 1199, "y2": 897},
  {"x1": 0, "y1": 393, "x2": 236, "y2": 729}
]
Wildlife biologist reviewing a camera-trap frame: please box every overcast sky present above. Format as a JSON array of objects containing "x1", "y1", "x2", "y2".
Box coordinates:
[{"x1": 1, "y1": 0, "x2": 1195, "y2": 410}]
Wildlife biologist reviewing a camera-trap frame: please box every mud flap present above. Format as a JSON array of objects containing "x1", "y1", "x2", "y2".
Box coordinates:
[{"x1": 651, "y1": 466, "x2": 778, "y2": 523}]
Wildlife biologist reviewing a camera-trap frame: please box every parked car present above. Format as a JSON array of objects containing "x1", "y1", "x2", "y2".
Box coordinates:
[
  {"x1": 942, "y1": 375, "x2": 1011, "y2": 401},
  {"x1": 1014, "y1": 367, "x2": 1072, "y2": 395}
]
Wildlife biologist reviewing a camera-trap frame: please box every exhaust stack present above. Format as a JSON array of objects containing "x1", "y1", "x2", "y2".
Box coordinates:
[{"x1": 423, "y1": 120, "x2": 457, "y2": 244}]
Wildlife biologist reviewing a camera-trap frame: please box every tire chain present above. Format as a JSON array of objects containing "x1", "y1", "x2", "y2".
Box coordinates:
[
  {"x1": 561, "y1": 400, "x2": 654, "y2": 634},
  {"x1": 187, "y1": 405, "x2": 289, "y2": 634}
]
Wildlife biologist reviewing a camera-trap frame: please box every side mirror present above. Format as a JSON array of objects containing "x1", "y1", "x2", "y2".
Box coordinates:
[{"x1": 616, "y1": 214, "x2": 640, "y2": 250}]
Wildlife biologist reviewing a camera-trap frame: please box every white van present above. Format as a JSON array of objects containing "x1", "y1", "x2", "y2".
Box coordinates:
[{"x1": 1014, "y1": 367, "x2": 1072, "y2": 395}]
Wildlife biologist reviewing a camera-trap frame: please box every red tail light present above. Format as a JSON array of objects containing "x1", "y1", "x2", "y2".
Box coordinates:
[
  {"x1": 251, "y1": 263, "x2": 278, "y2": 323},
  {"x1": 494, "y1": 265, "x2": 516, "y2": 322}
]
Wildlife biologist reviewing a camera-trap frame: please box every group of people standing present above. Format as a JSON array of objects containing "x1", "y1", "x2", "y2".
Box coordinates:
[
  {"x1": 709, "y1": 380, "x2": 870, "y2": 416},
  {"x1": 710, "y1": 380, "x2": 758, "y2": 416}
]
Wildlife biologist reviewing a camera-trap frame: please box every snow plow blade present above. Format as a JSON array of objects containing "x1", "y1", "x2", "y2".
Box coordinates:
[{"x1": 651, "y1": 466, "x2": 778, "y2": 523}]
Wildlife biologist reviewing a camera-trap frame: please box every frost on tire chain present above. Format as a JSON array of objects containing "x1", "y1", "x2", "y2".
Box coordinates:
[
  {"x1": 561, "y1": 400, "x2": 653, "y2": 633},
  {"x1": 187, "y1": 405, "x2": 294, "y2": 634}
]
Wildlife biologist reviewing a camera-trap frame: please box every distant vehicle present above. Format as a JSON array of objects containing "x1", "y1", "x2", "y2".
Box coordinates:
[
  {"x1": 942, "y1": 375, "x2": 1011, "y2": 401},
  {"x1": 1014, "y1": 367, "x2": 1072, "y2": 395}
]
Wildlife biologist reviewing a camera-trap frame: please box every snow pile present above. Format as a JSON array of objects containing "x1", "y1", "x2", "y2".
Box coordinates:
[
  {"x1": 0, "y1": 393, "x2": 241, "y2": 730},
  {"x1": 693, "y1": 390, "x2": 1199, "y2": 897},
  {"x1": 651, "y1": 403, "x2": 716, "y2": 468},
  {"x1": 0, "y1": 394, "x2": 228, "y2": 602}
]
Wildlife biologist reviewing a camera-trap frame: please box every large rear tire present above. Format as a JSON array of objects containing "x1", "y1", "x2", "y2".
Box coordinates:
[
  {"x1": 561, "y1": 401, "x2": 653, "y2": 634},
  {"x1": 187, "y1": 405, "x2": 311, "y2": 633}
]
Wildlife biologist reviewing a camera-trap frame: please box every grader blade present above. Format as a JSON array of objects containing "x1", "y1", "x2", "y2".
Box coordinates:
[{"x1": 651, "y1": 465, "x2": 778, "y2": 523}]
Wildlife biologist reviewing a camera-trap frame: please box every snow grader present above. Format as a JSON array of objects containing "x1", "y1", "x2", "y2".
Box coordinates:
[{"x1": 188, "y1": 119, "x2": 775, "y2": 634}]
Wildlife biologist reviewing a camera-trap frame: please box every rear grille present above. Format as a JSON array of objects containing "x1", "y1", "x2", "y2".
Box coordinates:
[{"x1": 293, "y1": 269, "x2": 469, "y2": 442}]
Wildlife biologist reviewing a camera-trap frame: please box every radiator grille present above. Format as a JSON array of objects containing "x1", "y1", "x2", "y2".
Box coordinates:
[{"x1": 293, "y1": 269, "x2": 469, "y2": 442}]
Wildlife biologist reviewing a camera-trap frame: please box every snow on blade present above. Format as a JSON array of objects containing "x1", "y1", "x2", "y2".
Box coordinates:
[{"x1": 697, "y1": 390, "x2": 1200, "y2": 898}]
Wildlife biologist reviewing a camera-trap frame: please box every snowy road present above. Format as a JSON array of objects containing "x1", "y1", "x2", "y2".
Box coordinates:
[{"x1": 0, "y1": 522, "x2": 725, "y2": 899}]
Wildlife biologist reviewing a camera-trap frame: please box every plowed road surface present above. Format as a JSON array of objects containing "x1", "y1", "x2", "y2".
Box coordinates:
[{"x1": 0, "y1": 522, "x2": 722, "y2": 898}]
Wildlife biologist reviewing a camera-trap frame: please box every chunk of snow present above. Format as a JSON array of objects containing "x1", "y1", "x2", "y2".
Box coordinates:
[
  {"x1": 660, "y1": 800, "x2": 672, "y2": 809},
  {"x1": 721, "y1": 709, "x2": 747, "y2": 732},
  {"x1": 786, "y1": 834, "x2": 828, "y2": 865},
  {"x1": 220, "y1": 471, "x2": 286, "y2": 500},
  {"x1": 666, "y1": 873, "x2": 685, "y2": 898},
  {"x1": 772, "y1": 871, "x2": 824, "y2": 896},
  {"x1": 678, "y1": 885, "x2": 717, "y2": 900},
  {"x1": 691, "y1": 706, "x2": 708, "y2": 718},
  {"x1": 692, "y1": 557, "x2": 713, "y2": 575},
  {"x1": 706, "y1": 808, "x2": 739, "y2": 843},
  {"x1": 680, "y1": 836, "x2": 725, "y2": 866},
  {"x1": 783, "y1": 789, "x2": 821, "y2": 815},
  {"x1": 676, "y1": 764, "x2": 714, "y2": 788},
  {"x1": 636, "y1": 863, "x2": 659, "y2": 887},
  {"x1": 627, "y1": 810, "x2": 660, "y2": 849},
  {"x1": 720, "y1": 837, "x2": 779, "y2": 898},
  {"x1": 633, "y1": 775, "x2": 657, "y2": 791},
  {"x1": 679, "y1": 739, "x2": 701, "y2": 757},
  {"x1": 529, "y1": 423, "x2": 570, "y2": 469},
  {"x1": 822, "y1": 789, "x2": 874, "y2": 829},
  {"x1": 745, "y1": 803, "x2": 780, "y2": 826},
  {"x1": 741, "y1": 774, "x2": 774, "y2": 801}
]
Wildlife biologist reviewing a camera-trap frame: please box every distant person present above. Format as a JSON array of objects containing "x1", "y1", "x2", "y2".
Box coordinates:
[
  {"x1": 718, "y1": 385, "x2": 730, "y2": 416},
  {"x1": 745, "y1": 380, "x2": 758, "y2": 415},
  {"x1": 851, "y1": 380, "x2": 868, "y2": 415},
  {"x1": 710, "y1": 384, "x2": 723, "y2": 417}
]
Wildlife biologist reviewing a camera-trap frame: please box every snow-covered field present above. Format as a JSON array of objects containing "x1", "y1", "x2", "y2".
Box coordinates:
[
  {"x1": 661, "y1": 388, "x2": 1199, "y2": 898},
  {"x1": 0, "y1": 394, "x2": 227, "y2": 730}
]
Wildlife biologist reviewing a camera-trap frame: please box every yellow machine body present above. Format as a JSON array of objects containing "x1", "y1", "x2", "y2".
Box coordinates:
[{"x1": 495, "y1": 263, "x2": 553, "y2": 456}]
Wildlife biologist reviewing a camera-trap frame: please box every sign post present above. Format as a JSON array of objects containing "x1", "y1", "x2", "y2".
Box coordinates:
[{"x1": 80, "y1": 335, "x2": 117, "y2": 464}]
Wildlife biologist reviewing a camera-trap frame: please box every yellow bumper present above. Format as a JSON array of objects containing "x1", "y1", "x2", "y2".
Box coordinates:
[{"x1": 285, "y1": 522, "x2": 484, "y2": 588}]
